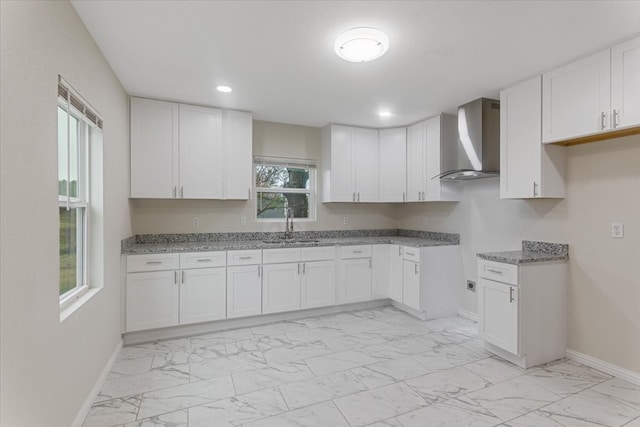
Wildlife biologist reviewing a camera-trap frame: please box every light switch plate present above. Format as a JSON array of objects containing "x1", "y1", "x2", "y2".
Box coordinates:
[
  {"x1": 611, "y1": 222, "x2": 624, "y2": 238},
  {"x1": 192, "y1": 217, "x2": 200, "y2": 227},
  {"x1": 240, "y1": 216, "x2": 247, "y2": 226}
]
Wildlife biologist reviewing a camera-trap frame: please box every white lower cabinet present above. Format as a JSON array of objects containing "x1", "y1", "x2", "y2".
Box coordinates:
[
  {"x1": 126, "y1": 270, "x2": 179, "y2": 332},
  {"x1": 338, "y1": 257, "x2": 372, "y2": 304},
  {"x1": 389, "y1": 245, "x2": 404, "y2": 302},
  {"x1": 262, "y1": 263, "x2": 301, "y2": 314},
  {"x1": 402, "y1": 260, "x2": 421, "y2": 311},
  {"x1": 477, "y1": 258, "x2": 566, "y2": 368},
  {"x1": 180, "y1": 267, "x2": 226, "y2": 325},
  {"x1": 126, "y1": 252, "x2": 227, "y2": 332},
  {"x1": 301, "y1": 260, "x2": 336, "y2": 309},
  {"x1": 478, "y1": 277, "x2": 518, "y2": 354},
  {"x1": 227, "y1": 265, "x2": 262, "y2": 319}
]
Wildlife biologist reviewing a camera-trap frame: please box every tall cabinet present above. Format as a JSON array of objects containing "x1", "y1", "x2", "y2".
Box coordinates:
[
  {"x1": 130, "y1": 97, "x2": 253, "y2": 199},
  {"x1": 406, "y1": 114, "x2": 459, "y2": 202},
  {"x1": 500, "y1": 76, "x2": 565, "y2": 199},
  {"x1": 378, "y1": 128, "x2": 407, "y2": 202}
]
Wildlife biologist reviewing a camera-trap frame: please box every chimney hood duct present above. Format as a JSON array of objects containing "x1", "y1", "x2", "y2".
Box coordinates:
[{"x1": 435, "y1": 98, "x2": 500, "y2": 181}]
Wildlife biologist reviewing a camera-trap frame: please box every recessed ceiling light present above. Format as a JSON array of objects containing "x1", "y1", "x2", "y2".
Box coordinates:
[
  {"x1": 335, "y1": 27, "x2": 389, "y2": 63},
  {"x1": 216, "y1": 85, "x2": 232, "y2": 93},
  {"x1": 379, "y1": 111, "x2": 392, "y2": 117}
]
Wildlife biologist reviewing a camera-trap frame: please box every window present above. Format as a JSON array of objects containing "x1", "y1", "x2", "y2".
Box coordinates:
[
  {"x1": 255, "y1": 157, "x2": 316, "y2": 221},
  {"x1": 58, "y1": 76, "x2": 103, "y2": 307}
]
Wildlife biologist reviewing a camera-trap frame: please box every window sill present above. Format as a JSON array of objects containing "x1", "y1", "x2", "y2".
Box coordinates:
[{"x1": 60, "y1": 287, "x2": 102, "y2": 323}]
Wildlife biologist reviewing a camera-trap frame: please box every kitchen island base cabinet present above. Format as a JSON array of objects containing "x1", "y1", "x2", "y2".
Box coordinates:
[
  {"x1": 126, "y1": 270, "x2": 179, "y2": 332},
  {"x1": 227, "y1": 265, "x2": 262, "y2": 319},
  {"x1": 477, "y1": 258, "x2": 566, "y2": 369}
]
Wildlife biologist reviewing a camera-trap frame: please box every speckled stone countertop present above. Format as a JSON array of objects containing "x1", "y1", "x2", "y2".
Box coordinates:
[
  {"x1": 121, "y1": 229, "x2": 460, "y2": 255},
  {"x1": 477, "y1": 240, "x2": 569, "y2": 265}
]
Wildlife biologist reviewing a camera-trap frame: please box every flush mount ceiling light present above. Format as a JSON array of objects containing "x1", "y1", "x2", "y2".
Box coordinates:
[
  {"x1": 335, "y1": 27, "x2": 389, "y2": 63},
  {"x1": 379, "y1": 111, "x2": 392, "y2": 117},
  {"x1": 216, "y1": 85, "x2": 232, "y2": 93}
]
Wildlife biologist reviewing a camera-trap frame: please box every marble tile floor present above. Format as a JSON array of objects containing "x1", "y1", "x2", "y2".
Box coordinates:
[{"x1": 83, "y1": 306, "x2": 640, "y2": 427}]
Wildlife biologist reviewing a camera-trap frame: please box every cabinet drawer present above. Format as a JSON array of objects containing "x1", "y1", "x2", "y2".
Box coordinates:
[
  {"x1": 403, "y1": 247, "x2": 421, "y2": 263},
  {"x1": 180, "y1": 251, "x2": 226, "y2": 269},
  {"x1": 340, "y1": 245, "x2": 372, "y2": 259},
  {"x1": 227, "y1": 249, "x2": 262, "y2": 266},
  {"x1": 301, "y1": 246, "x2": 336, "y2": 262},
  {"x1": 478, "y1": 259, "x2": 518, "y2": 285},
  {"x1": 127, "y1": 253, "x2": 180, "y2": 273},
  {"x1": 262, "y1": 247, "x2": 301, "y2": 264}
]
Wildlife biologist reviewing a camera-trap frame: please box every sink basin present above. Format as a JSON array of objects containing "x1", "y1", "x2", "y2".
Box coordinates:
[{"x1": 261, "y1": 239, "x2": 320, "y2": 244}]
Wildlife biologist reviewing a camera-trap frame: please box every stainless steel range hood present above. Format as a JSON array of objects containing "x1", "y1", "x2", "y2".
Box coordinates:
[{"x1": 435, "y1": 98, "x2": 500, "y2": 181}]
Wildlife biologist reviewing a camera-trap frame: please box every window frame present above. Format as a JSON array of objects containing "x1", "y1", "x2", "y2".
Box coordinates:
[
  {"x1": 254, "y1": 157, "x2": 317, "y2": 222},
  {"x1": 58, "y1": 101, "x2": 91, "y2": 307}
]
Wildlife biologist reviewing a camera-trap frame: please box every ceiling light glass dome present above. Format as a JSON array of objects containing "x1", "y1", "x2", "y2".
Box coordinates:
[{"x1": 335, "y1": 27, "x2": 389, "y2": 63}]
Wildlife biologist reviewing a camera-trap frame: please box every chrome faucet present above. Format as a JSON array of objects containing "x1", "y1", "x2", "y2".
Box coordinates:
[{"x1": 284, "y1": 207, "x2": 294, "y2": 239}]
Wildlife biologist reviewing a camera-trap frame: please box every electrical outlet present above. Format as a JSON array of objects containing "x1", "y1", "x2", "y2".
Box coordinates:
[
  {"x1": 192, "y1": 217, "x2": 200, "y2": 227},
  {"x1": 240, "y1": 216, "x2": 247, "y2": 226},
  {"x1": 343, "y1": 216, "x2": 349, "y2": 225},
  {"x1": 467, "y1": 280, "x2": 475, "y2": 292},
  {"x1": 611, "y1": 222, "x2": 624, "y2": 238}
]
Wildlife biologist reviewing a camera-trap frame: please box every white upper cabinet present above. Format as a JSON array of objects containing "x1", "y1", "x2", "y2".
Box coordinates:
[
  {"x1": 378, "y1": 128, "x2": 407, "y2": 202},
  {"x1": 179, "y1": 104, "x2": 223, "y2": 199},
  {"x1": 500, "y1": 76, "x2": 565, "y2": 199},
  {"x1": 321, "y1": 125, "x2": 379, "y2": 202},
  {"x1": 542, "y1": 50, "x2": 611, "y2": 143},
  {"x1": 130, "y1": 97, "x2": 252, "y2": 199},
  {"x1": 223, "y1": 110, "x2": 253, "y2": 200},
  {"x1": 542, "y1": 35, "x2": 640, "y2": 143},
  {"x1": 611, "y1": 36, "x2": 640, "y2": 129},
  {"x1": 130, "y1": 98, "x2": 179, "y2": 198},
  {"x1": 406, "y1": 115, "x2": 459, "y2": 202}
]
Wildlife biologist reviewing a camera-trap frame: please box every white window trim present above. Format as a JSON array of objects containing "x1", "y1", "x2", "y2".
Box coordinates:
[
  {"x1": 254, "y1": 156, "x2": 317, "y2": 222},
  {"x1": 57, "y1": 76, "x2": 103, "y2": 314}
]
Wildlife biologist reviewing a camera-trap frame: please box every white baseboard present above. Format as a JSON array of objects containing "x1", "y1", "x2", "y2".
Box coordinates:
[
  {"x1": 458, "y1": 308, "x2": 478, "y2": 322},
  {"x1": 71, "y1": 339, "x2": 123, "y2": 427},
  {"x1": 566, "y1": 349, "x2": 640, "y2": 386}
]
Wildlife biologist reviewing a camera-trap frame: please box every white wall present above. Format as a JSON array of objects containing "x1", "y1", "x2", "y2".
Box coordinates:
[
  {"x1": 0, "y1": 2, "x2": 131, "y2": 426},
  {"x1": 131, "y1": 120, "x2": 399, "y2": 233},
  {"x1": 399, "y1": 134, "x2": 640, "y2": 374}
]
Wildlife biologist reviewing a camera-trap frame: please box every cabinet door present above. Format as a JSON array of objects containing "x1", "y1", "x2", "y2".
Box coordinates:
[
  {"x1": 402, "y1": 260, "x2": 421, "y2": 311},
  {"x1": 179, "y1": 104, "x2": 223, "y2": 199},
  {"x1": 423, "y1": 116, "x2": 442, "y2": 201},
  {"x1": 406, "y1": 122, "x2": 424, "y2": 202},
  {"x1": 372, "y1": 245, "x2": 390, "y2": 299},
  {"x1": 500, "y1": 76, "x2": 542, "y2": 199},
  {"x1": 354, "y1": 128, "x2": 379, "y2": 202},
  {"x1": 338, "y1": 258, "x2": 372, "y2": 304},
  {"x1": 126, "y1": 270, "x2": 179, "y2": 332},
  {"x1": 378, "y1": 128, "x2": 407, "y2": 202},
  {"x1": 611, "y1": 36, "x2": 640, "y2": 129},
  {"x1": 227, "y1": 265, "x2": 262, "y2": 318},
  {"x1": 542, "y1": 50, "x2": 611, "y2": 143},
  {"x1": 389, "y1": 245, "x2": 404, "y2": 303},
  {"x1": 329, "y1": 125, "x2": 356, "y2": 202},
  {"x1": 179, "y1": 267, "x2": 226, "y2": 325},
  {"x1": 478, "y1": 278, "x2": 518, "y2": 354},
  {"x1": 224, "y1": 110, "x2": 253, "y2": 200},
  {"x1": 130, "y1": 98, "x2": 179, "y2": 198},
  {"x1": 262, "y1": 263, "x2": 301, "y2": 314},
  {"x1": 301, "y1": 260, "x2": 336, "y2": 309}
]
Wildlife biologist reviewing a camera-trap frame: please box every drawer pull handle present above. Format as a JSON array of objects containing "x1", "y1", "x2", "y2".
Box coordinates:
[
  {"x1": 196, "y1": 259, "x2": 212, "y2": 262},
  {"x1": 238, "y1": 256, "x2": 253, "y2": 260},
  {"x1": 146, "y1": 261, "x2": 162, "y2": 265},
  {"x1": 352, "y1": 250, "x2": 364, "y2": 254},
  {"x1": 487, "y1": 268, "x2": 503, "y2": 275},
  {"x1": 406, "y1": 252, "x2": 415, "y2": 256}
]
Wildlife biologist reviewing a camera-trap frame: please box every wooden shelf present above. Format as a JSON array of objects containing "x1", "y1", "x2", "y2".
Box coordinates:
[{"x1": 550, "y1": 125, "x2": 640, "y2": 146}]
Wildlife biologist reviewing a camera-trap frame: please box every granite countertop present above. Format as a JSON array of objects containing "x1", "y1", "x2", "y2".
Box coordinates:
[
  {"x1": 477, "y1": 240, "x2": 569, "y2": 265},
  {"x1": 122, "y1": 229, "x2": 460, "y2": 255}
]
